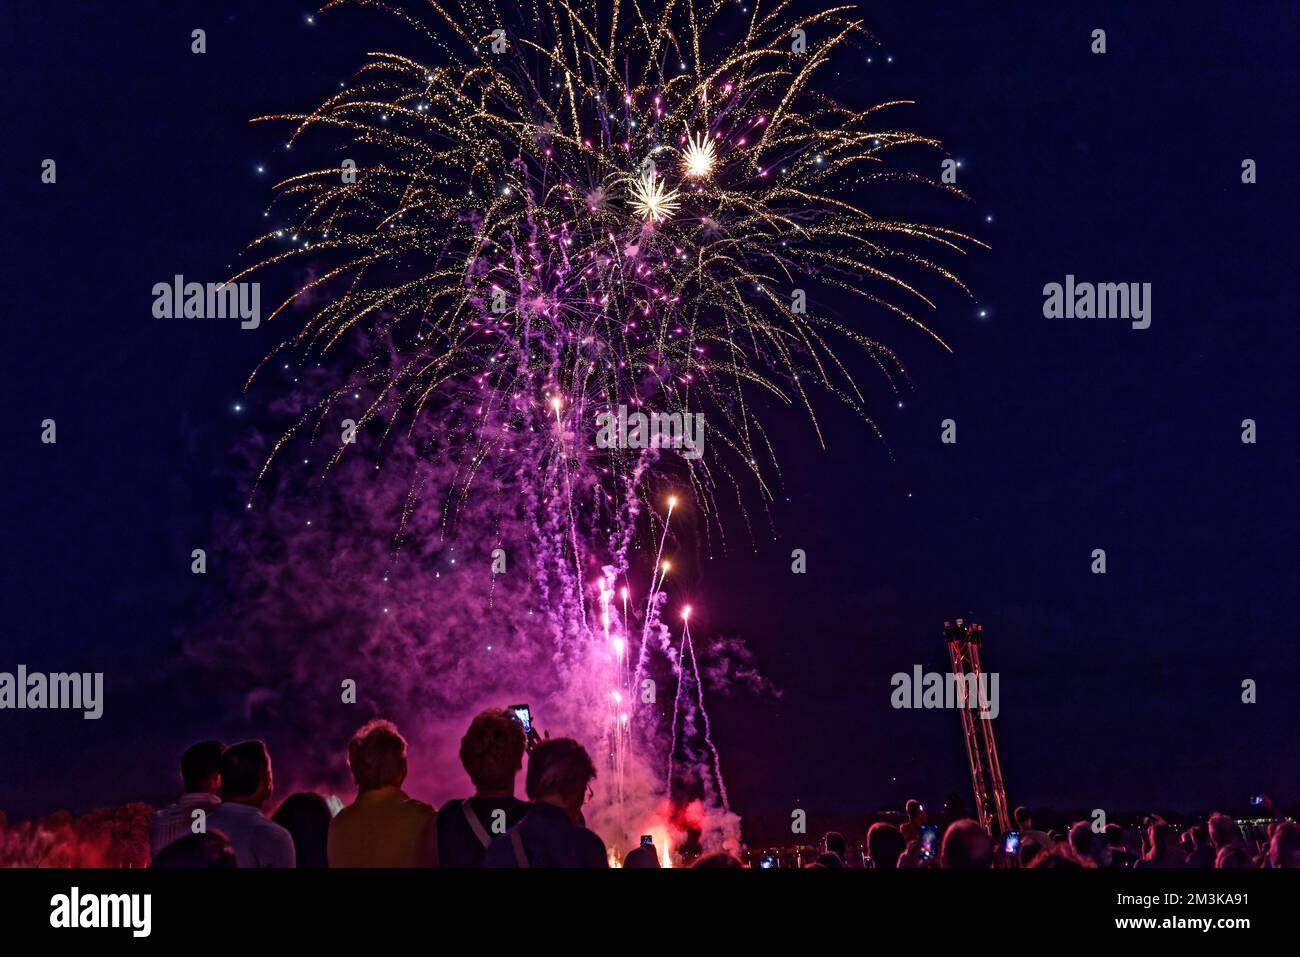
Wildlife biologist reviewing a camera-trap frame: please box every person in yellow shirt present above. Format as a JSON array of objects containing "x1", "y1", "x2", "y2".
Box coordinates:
[{"x1": 328, "y1": 719, "x2": 438, "y2": 867}]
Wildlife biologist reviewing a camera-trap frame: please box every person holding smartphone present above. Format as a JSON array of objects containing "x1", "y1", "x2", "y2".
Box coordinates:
[
  {"x1": 436, "y1": 708, "x2": 532, "y2": 868},
  {"x1": 623, "y1": 835, "x2": 661, "y2": 868}
]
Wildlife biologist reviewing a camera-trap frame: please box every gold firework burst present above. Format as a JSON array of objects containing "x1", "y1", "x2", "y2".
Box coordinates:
[
  {"x1": 628, "y1": 170, "x2": 681, "y2": 223},
  {"x1": 236, "y1": 0, "x2": 986, "y2": 523},
  {"x1": 681, "y1": 131, "x2": 717, "y2": 179}
]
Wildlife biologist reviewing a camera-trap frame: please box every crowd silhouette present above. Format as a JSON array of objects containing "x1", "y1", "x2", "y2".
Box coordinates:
[
  {"x1": 848, "y1": 801, "x2": 1298, "y2": 870},
  {"x1": 148, "y1": 710, "x2": 617, "y2": 869},
  {"x1": 2, "y1": 708, "x2": 1295, "y2": 869}
]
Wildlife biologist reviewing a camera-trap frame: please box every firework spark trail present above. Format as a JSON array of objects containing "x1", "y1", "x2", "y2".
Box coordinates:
[
  {"x1": 227, "y1": 0, "x2": 981, "y2": 853},
  {"x1": 683, "y1": 611, "x2": 730, "y2": 812},
  {"x1": 667, "y1": 610, "x2": 730, "y2": 814},
  {"x1": 667, "y1": 610, "x2": 687, "y2": 794},
  {"x1": 550, "y1": 396, "x2": 588, "y2": 632},
  {"x1": 631, "y1": 494, "x2": 674, "y2": 696}
]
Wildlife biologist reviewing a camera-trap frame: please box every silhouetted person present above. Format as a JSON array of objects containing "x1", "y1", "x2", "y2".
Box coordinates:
[
  {"x1": 901, "y1": 799, "x2": 927, "y2": 844},
  {"x1": 272, "y1": 792, "x2": 332, "y2": 869},
  {"x1": 329, "y1": 719, "x2": 437, "y2": 867},
  {"x1": 150, "y1": 831, "x2": 238, "y2": 869},
  {"x1": 1208, "y1": 812, "x2": 1244, "y2": 857},
  {"x1": 1069, "y1": 821, "x2": 1111, "y2": 868},
  {"x1": 693, "y1": 851, "x2": 744, "y2": 868},
  {"x1": 940, "y1": 819, "x2": 994, "y2": 869},
  {"x1": 437, "y1": 708, "x2": 530, "y2": 867},
  {"x1": 1018, "y1": 830, "x2": 1051, "y2": 866},
  {"x1": 483, "y1": 737, "x2": 607, "y2": 868},
  {"x1": 1269, "y1": 821, "x2": 1300, "y2": 869},
  {"x1": 817, "y1": 830, "x2": 848, "y2": 867},
  {"x1": 1184, "y1": 824, "x2": 1215, "y2": 868},
  {"x1": 205, "y1": 740, "x2": 296, "y2": 867},
  {"x1": 1014, "y1": 805, "x2": 1051, "y2": 853},
  {"x1": 1216, "y1": 844, "x2": 1254, "y2": 869},
  {"x1": 1136, "y1": 822, "x2": 1184, "y2": 868},
  {"x1": 866, "y1": 822, "x2": 905, "y2": 869},
  {"x1": 1104, "y1": 823, "x2": 1137, "y2": 868},
  {"x1": 1028, "y1": 846, "x2": 1085, "y2": 868},
  {"x1": 897, "y1": 832, "x2": 939, "y2": 869},
  {"x1": 623, "y1": 841, "x2": 661, "y2": 868},
  {"x1": 150, "y1": 740, "x2": 224, "y2": 859}
]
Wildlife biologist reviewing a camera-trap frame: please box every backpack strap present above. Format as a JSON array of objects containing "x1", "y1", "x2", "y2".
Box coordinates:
[
  {"x1": 462, "y1": 799, "x2": 492, "y2": 848},
  {"x1": 509, "y1": 827, "x2": 530, "y2": 868}
]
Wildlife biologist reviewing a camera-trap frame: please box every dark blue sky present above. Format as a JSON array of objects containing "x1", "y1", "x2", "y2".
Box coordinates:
[{"x1": 2, "y1": 1, "x2": 1297, "y2": 824}]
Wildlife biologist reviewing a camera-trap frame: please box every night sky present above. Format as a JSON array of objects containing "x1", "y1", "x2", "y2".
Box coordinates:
[{"x1": 3, "y1": 1, "x2": 1297, "y2": 827}]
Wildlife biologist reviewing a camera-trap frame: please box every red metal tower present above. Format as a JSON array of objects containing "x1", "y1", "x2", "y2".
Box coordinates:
[{"x1": 944, "y1": 619, "x2": 1010, "y2": 836}]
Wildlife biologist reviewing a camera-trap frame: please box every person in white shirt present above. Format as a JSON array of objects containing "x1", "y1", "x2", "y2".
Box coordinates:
[
  {"x1": 205, "y1": 740, "x2": 296, "y2": 868},
  {"x1": 149, "y1": 740, "x2": 224, "y2": 859}
]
